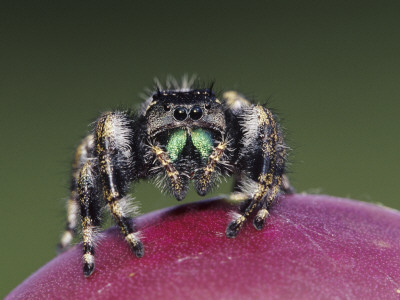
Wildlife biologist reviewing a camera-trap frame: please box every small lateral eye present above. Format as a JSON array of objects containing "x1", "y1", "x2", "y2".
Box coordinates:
[
  {"x1": 163, "y1": 104, "x2": 171, "y2": 111},
  {"x1": 205, "y1": 103, "x2": 211, "y2": 109}
]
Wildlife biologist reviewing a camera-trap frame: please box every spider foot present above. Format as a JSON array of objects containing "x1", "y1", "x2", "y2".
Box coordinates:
[
  {"x1": 226, "y1": 215, "x2": 246, "y2": 238},
  {"x1": 253, "y1": 208, "x2": 269, "y2": 230},
  {"x1": 56, "y1": 243, "x2": 68, "y2": 255},
  {"x1": 57, "y1": 230, "x2": 74, "y2": 254},
  {"x1": 125, "y1": 233, "x2": 144, "y2": 258},
  {"x1": 83, "y1": 261, "x2": 95, "y2": 277},
  {"x1": 132, "y1": 240, "x2": 144, "y2": 258},
  {"x1": 83, "y1": 253, "x2": 95, "y2": 277}
]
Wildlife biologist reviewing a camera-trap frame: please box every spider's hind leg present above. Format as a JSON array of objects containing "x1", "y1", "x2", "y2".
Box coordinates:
[
  {"x1": 78, "y1": 160, "x2": 103, "y2": 277},
  {"x1": 281, "y1": 174, "x2": 295, "y2": 194},
  {"x1": 58, "y1": 134, "x2": 95, "y2": 252}
]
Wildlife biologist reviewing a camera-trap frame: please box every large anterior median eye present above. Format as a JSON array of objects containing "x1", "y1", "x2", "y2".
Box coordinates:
[
  {"x1": 173, "y1": 107, "x2": 188, "y2": 121},
  {"x1": 189, "y1": 106, "x2": 203, "y2": 120}
]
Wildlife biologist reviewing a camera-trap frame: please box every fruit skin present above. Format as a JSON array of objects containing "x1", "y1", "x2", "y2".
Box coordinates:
[{"x1": 6, "y1": 195, "x2": 400, "y2": 300}]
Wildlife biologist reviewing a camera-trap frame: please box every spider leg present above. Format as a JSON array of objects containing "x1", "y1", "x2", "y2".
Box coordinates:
[
  {"x1": 78, "y1": 160, "x2": 102, "y2": 277},
  {"x1": 58, "y1": 134, "x2": 94, "y2": 252},
  {"x1": 222, "y1": 90, "x2": 256, "y2": 203},
  {"x1": 96, "y1": 112, "x2": 144, "y2": 260},
  {"x1": 281, "y1": 174, "x2": 295, "y2": 194},
  {"x1": 223, "y1": 90, "x2": 252, "y2": 114},
  {"x1": 225, "y1": 101, "x2": 292, "y2": 237}
]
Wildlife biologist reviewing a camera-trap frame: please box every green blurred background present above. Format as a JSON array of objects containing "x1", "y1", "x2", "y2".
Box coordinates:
[{"x1": 1, "y1": 1, "x2": 399, "y2": 296}]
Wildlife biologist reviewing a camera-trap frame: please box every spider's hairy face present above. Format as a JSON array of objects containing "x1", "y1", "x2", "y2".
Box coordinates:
[
  {"x1": 145, "y1": 89, "x2": 227, "y2": 163},
  {"x1": 145, "y1": 89, "x2": 226, "y2": 139}
]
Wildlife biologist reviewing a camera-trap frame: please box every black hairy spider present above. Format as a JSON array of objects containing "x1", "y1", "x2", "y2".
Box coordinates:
[{"x1": 58, "y1": 76, "x2": 293, "y2": 277}]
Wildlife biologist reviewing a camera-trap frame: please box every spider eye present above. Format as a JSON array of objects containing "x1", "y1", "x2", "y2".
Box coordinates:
[
  {"x1": 163, "y1": 104, "x2": 171, "y2": 111},
  {"x1": 205, "y1": 103, "x2": 211, "y2": 110},
  {"x1": 173, "y1": 107, "x2": 188, "y2": 121},
  {"x1": 190, "y1": 106, "x2": 203, "y2": 120}
]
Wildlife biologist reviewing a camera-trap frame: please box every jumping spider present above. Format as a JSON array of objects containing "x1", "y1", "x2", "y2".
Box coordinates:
[{"x1": 58, "y1": 77, "x2": 293, "y2": 277}]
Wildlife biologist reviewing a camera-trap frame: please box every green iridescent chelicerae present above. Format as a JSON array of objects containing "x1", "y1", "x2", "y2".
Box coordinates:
[
  {"x1": 166, "y1": 129, "x2": 187, "y2": 161},
  {"x1": 166, "y1": 128, "x2": 213, "y2": 161},
  {"x1": 191, "y1": 128, "x2": 213, "y2": 159}
]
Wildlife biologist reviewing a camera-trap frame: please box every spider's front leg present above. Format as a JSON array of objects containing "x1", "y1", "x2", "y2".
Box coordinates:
[
  {"x1": 224, "y1": 93, "x2": 290, "y2": 237},
  {"x1": 95, "y1": 112, "x2": 144, "y2": 257}
]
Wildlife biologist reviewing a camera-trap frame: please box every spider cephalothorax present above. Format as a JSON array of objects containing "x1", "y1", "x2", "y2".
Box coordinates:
[{"x1": 58, "y1": 77, "x2": 293, "y2": 277}]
